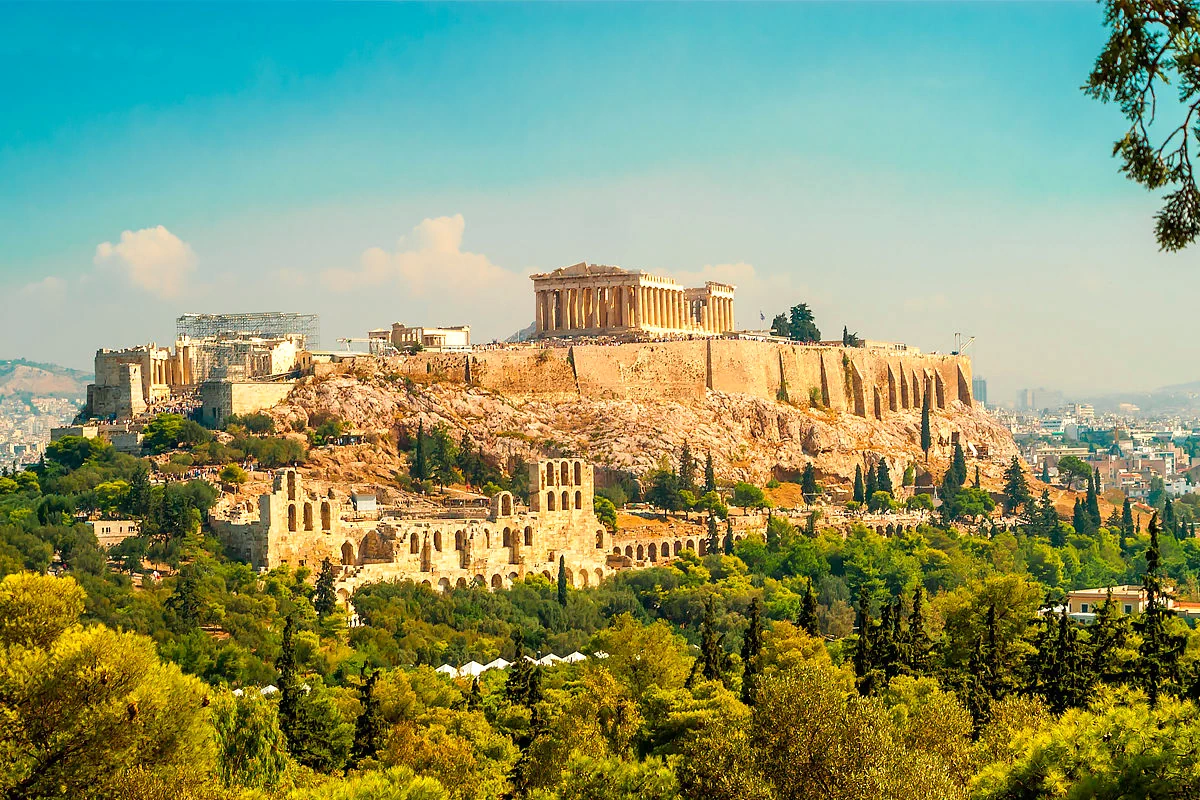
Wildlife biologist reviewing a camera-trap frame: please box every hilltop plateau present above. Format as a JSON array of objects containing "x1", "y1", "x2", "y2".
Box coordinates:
[{"x1": 0, "y1": 359, "x2": 89, "y2": 398}]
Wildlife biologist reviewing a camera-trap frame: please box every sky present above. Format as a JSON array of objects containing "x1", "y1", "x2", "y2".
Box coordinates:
[{"x1": 2, "y1": 1, "x2": 1196, "y2": 403}]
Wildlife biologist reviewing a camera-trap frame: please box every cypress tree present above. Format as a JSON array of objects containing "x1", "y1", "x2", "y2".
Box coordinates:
[
  {"x1": 468, "y1": 676, "x2": 482, "y2": 711},
  {"x1": 350, "y1": 669, "x2": 385, "y2": 768},
  {"x1": 411, "y1": 420, "x2": 428, "y2": 482},
  {"x1": 1002, "y1": 456, "x2": 1030, "y2": 515},
  {"x1": 1163, "y1": 496, "x2": 1176, "y2": 531},
  {"x1": 920, "y1": 392, "x2": 932, "y2": 461},
  {"x1": 505, "y1": 628, "x2": 539, "y2": 708},
  {"x1": 801, "y1": 462, "x2": 818, "y2": 502},
  {"x1": 865, "y1": 464, "x2": 879, "y2": 498},
  {"x1": 276, "y1": 615, "x2": 300, "y2": 749},
  {"x1": 703, "y1": 452, "x2": 717, "y2": 494},
  {"x1": 966, "y1": 636, "x2": 991, "y2": 736},
  {"x1": 1134, "y1": 513, "x2": 1186, "y2": 707},
  {"x1": 556, "y1": 555, "x2": 567, "y2": 606},
  {"x1": 707, "y1": 513, "x2": 720, "y2": 555},
  {"x1": 951, "y1": 442, "x2": 968, "y2": 488},
  {"x1": 973, "y1": 464, "x2": 981, "y2": 489},
  {"x1": 853, "y1": 586, "x2": 876, "y2": 696},
  {"x1": 853, "y1": 464, "x2": 865, "y2": 504},
  {"x1": 798, "y1": 579, "x2": 820, "y2": 637},
  {"x1": 905, "y1": 584, "x2": 931, "y2": 675},
  {"x1": 740, "y1": 597, "x2": 764, "y2": 705},
  {"x1": 1087, "y1": 469, "x2": 1102, "y2": 527},
  {"x1": 1089, "y1": 587, "x2": 1130, "y2": 688},
  {"x1": 1072, "y1": 498, "x2": 1090, "y2": 537},
  {"x1": 1042, "y1": 608, "x2": 1086, "y2": 715},
  {"x1": 313, "y1": 557, "x2": 337, "y2": 617},
  {"x1": 723, "y1": 516, "x2": 734, "y2": 556},
  {"x1": 699, "y1": 596, "x2": 728, "y2": 683},
  {"x1": 876, "y1": 458, "x2": 893, "y2": 495},
  {"x1": 678, "y1": 442, "x2": 696, "y2": 494},
  {"x1": 1122, "y1": 498, "x2": 1135, "y2": 536}
]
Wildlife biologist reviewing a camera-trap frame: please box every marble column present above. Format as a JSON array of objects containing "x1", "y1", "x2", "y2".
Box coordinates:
[{"x1": 535, "y1": 291, "x2": 544, "y2": 333}]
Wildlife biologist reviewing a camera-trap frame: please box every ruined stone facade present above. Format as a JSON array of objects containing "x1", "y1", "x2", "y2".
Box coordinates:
[
  {"x1": 530, "y1": 262, "x2": 735, "y2": 338},
  {"x1": 210, "y1": 458, "x2": 613, "y2": 597}
]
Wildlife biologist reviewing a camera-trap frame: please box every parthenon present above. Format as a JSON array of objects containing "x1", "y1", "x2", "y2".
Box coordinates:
[{"x1": 530, "y1": 262, "x2": 735, "y2": 338}]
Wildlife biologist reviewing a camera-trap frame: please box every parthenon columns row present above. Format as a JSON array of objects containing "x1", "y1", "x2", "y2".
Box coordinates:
[{"x1": 534, "y1": 285, "x2": 734, "y2": 335}]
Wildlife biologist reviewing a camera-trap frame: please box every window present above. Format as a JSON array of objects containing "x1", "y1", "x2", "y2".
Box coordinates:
[
  {"x1": 1124, "y1": 604, "x2": 1133, "y2": 614},
  {"x1": 1080, "y1": 603, "x2": 1090, "y2": 613}
]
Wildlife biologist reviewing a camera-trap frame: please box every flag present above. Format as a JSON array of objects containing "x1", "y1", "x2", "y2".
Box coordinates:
[{"x1": 759, "y1": 311, "x2": 765, "y2": 321}]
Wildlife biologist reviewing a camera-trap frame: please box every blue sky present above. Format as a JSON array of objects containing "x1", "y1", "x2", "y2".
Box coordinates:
[{"x1": 1, "y1": 2, "x2": 1192, "y2": 401}]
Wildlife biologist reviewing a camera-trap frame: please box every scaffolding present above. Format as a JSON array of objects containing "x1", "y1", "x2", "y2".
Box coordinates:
[{"x1": 176, "y1": 312, "x2": 321, "y2": 349}]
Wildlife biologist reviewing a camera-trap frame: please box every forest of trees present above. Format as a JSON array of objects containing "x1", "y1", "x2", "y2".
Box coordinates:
[{"x1": 5, "y1": 430, "x2": 1200, "y2": 798}]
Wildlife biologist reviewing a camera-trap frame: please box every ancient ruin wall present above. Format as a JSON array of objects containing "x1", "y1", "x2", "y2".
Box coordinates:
[{"x1": 570, "y1": 341, "x2": 708, "y2": 402}]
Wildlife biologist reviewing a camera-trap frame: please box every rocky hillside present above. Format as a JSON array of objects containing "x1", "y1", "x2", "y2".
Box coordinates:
[
  {"x1": 271, "y1": 361, "x2": 1018, "y2": 490},
  {"x1": 0, "y1": 359, "x2": 89, "y2": 398}
]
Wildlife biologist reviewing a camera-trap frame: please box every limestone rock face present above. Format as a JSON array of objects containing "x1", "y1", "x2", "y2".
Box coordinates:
[{"x1": 272, "y1": 368, "x2": 1018, "y2": 489}]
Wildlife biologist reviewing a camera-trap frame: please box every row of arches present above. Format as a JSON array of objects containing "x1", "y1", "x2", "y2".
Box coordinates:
[
  {"x1": 614, "y1": 534, "x2": 749, "y2": 563},
  {"x1": 287, "y1": 501, "x2": 332, "y2": 533},
  {"x1": 545, "y1": 490, "x2": 583, "y2": 512},
  {"x1": 542, "y1": 460, "x2": 584, "y2": 489},
  {"x1": 414, "y1": 565, "x2": 606, "y2": 593}
]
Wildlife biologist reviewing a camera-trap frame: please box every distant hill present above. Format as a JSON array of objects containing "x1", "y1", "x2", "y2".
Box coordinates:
[{"x1": 0, "y1": 359, "x2": 90, "y2": 398}]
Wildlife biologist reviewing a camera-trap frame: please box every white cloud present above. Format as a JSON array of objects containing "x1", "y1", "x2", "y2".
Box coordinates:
[
  {"x1": 322, "y1": 214, "x2": 518, "y2": 294},
  {"x1": 94, "y1": 225, "x2": 196, "y2": 298},
  {"x1": 19, "y1": 275, "x2": 65, "y2": 296}
]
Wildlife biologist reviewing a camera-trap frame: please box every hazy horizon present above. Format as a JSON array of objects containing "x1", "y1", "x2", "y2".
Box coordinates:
[{"x1": 4, "y1": 3, "x2": 1199, "y2": 401}]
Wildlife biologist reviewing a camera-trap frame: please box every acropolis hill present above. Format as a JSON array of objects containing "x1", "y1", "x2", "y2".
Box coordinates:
[{"x1": 269, "y1": 338, "x2": 1016, "y2": 489}]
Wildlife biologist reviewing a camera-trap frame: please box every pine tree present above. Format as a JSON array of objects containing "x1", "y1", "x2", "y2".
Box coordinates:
[
  {"x1": 853, "y1": 465, "x2": 865, "y2": 504},
  {"x1": 468, "y1": 676, "x2": 482, "y2": 711},
  {"x1": 865, "y1": 464, "x2": 879, "y2": 498},
  {"x1": 740, "y1": 597, "x2": 764, "y2": 705},
  {"x1": 1003, "y1": 456, "x2": 1030, "y2": 515},
  {"x1": 505, "y1": 629, "x2": 539, "y2": 708},
  {"x1": 556, "y1": 555, "x2": 567, "y2": 606},
  {"x1": 1089, "y1": 588, "x2": 1130, "y2": 688},
  {"x1": 904, "y1": 584, "x2": 931, "y2": 675},
  {"x1": 313, "y1": 557, "x2": 337, "y2": 617},
  {"x1": 703, "y1": 452, "x2": 717, "y2": 494},
  {"x1": 1041, "y1": 609, "x2": 1086, "y2": 715},
  {"x1": 798, "y1": 579, "x2": 820, "y2": 637},
  {"x1": 920, "y1": 392, "x2": 932, "y2": 461},
  {"x1": 350, "y1": 669, "x2": 385, "y2": 768},
  {"x1": 678, "y1": 442, "x2": 696, "y2": 494},
  {"x1": 1134, "y1": 513, "x2": 1186, "y2": 707},
  {"x1": 127, "y1": 463, "x2": 152, "y2": 516},
  {"x1": 277, "y1": 615, "x2": 300, "y2": 749},
  {"x1": 876, "y1": 458, "x2": 893, "y2": 495},
  {"x1": 801, "y1": 462, "x2": 818, "y2": 503},
  {"x1": 965, "y1": 636, "x2": 991, "y2": 736},
  {"x1": 411, "y1": 421, "x2": 428, "y2": 482}
]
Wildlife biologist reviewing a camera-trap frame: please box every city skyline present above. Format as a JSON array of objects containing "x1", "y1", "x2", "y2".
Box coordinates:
[{"x1": 4, "y1": 3, "x2": 1199, "y2": 400}]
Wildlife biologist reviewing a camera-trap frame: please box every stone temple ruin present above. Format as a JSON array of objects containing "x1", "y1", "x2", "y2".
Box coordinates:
[{"x1": 210, "y1": 458, "x2": 614, "y2": 598}]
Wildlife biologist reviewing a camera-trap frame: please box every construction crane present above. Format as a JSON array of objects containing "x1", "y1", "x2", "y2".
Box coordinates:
[
  {"x1": 336, "y1": 337, "x2": 371, "y2": 351},
  {"x1": 951, "y1": 332, "x2": 975, "y2": 356}
]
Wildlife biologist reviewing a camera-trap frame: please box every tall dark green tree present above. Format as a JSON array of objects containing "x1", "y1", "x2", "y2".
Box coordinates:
[
  {"x1": 1034, "y1": 609, "x2": 1086, "y2": 715},
  {"x1": 1090, "y1": 588, "x2": 1131, "y2": 687},
  {"x1": 678, "y1": 442, "x2": 696, "y2": 494},
  {"x1": 703, "y1": 452, "x2": 717, "y2": 494},
  {"x1": 1134, "y1": 513, "x2": 1187, "y2": 707},
  {"x1": 556, "y1": 555, "x2": 567, "y2": 606},
  {"x1": 853, "y1": 586, "x2": 878, "y2": 696},
  {"x1": 853, "y1": 464, "x2": 865, "y2": 504},
  {"x1": 1087, "y1": 469, "x2": 1102, "y2": 528},
  {"x1": 505, "y1": 629, "x2": 541, "y2": 709},
  {"x1": 973, "y1": 465, "x2": 981, "y2": 490},
  {"x1": 723, "y1": 515, "x2": 734, "y2": 556},
  {"x1": 707, "y1": 513, "x2": 720, "y2": 555},
  {"x1": 1122, "y1": 497, "x2": 1135, "y2": 536},
  {"x1": 313, "y1": 557, "x2": 337, "y2": 618},
  {"x1": 166, "y1": 564, "x2": 203, "y2": 630},
  {"x1": 1072, "y1": 498, "x2": 1091, "y2": 539},
  {"x1": 349, "y1": 669, "x2": 385, "y2": 769},
  {"x1": 277, "y1": 615, "x2": 301, "y2": 748},
  {"x1": 1041, "y1": 460, "x2": 1051, "y2": 484},
  {"x1": 798, "y1": 579, "x2": 820, "y2": 637},
  {"x1": 950, "y1": 442, "x2": 968, "y2": 488},
  {"x1": 801, "y1": 462, "x2": 818, "y2": 503},
  {"x1": 876, "y1": 458, "x2": 893, "y2": 495},
  {"x1": 904, "y1": 584, "x2": 931, "y2": 675},
  {"x1": 740, "y1": 597, "x2": 764, "y2": 705},
  {"x1": 699, "y1": 596, "x2": 728, "y2": 683},
  {"x1": 865, "y1": 464, "x2": 878, "y2": 499},
  {"x1": 920, "y1": 392, "x2": 932, "y2": 461}
]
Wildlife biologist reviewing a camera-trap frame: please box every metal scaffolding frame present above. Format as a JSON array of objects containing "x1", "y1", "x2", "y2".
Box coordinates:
[{"x1": 176, "y1": 312, "x2": 321, "y2": 349}]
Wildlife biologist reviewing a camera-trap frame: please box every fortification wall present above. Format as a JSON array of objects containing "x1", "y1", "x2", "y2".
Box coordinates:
[
  {"x1": 199, "y1": 380, "x2": 296, "y2": 428},
  {"x1": 570, "y1": 341, "x2": 708, "y2": 402},
  {"x1": 707, "y1": 339, "x2": 783, "y2": 400}
]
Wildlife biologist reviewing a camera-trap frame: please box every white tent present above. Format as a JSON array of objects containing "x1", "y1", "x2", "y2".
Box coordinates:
[
  {"x1": 535, "y1": 653, "x2": 563, "y2": 666},
  {"x1": 562, "y1": 651, "x2": 587, "y2": 663},
  {"x1": 435, "y1": 664, "x2": 459, "y2": 677},
  {"x1": 483, "y1": 658, "x2": 511, "y2": 671},
  {"x1": 459, "y1": 661, "x2": 487, "y2": 677}
]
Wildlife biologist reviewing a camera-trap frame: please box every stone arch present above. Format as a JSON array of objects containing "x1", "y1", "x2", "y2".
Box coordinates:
[
  {"x1": 491, "y1": 574, "x2": 504, "y2": 589},
  {"x1": 524, "y1": 526, "x2": 533, "y2": 546},
  {"x1": 561, "y1": 490, "x2": 569, "y2": 511},
  {"x1": 501, "y1": 493, "x2": 513, "y2": 516},
  {"x1": 625, "y1": 545, "x2": 634, "y2": 558},
  {"x1": 455, "y1": 577, "x2": 467, "y2": 589},
  {"x1": 287, "y1": 471, "x2": 296, "y2": 501},
  {"x1": 508, "y1": 571, "x2": 519, "y2": 584},
  {"x1": 574, "y1": 490, "x2": 582, "y2": 510},
  {"x1": 596, "y1": 530, "x2": 604, "y2": 548},
  {"x1": 699, "y1": 539, "x2": 708, "y2": 556},
  {"x1": 434, "y1": 530, "x2": 442, "y2": 551},
  {"x1": 288, "y1": 504, "x2": 297, "y2": 532},
  {"x1": 574, "y1": 462, "x2": 582, "y2": 485},
  {"x1": 673, "y1": 541, "x2": 682, "y2": 555},
  {"x1": 303, "y1": 502, "x2": 313, "y2": 531},
  {"x1": 321, "y1": 502, "x2": 331, "y2": 530},
  {"x1": 686, "y1": 538, "x2": 696, "y2": 551},
  {"x1": 613, "y1": 546, "x2": 622, "y2": 555},
  {"x1": 421, "y1": 579, "x2": 432, "y2": 588},
  {"x1": 341, "y1": 540, "x2": 355, "y2": 566},
  {"x1": 438, "y1": 577, "x2": 451, "y2": 593},
  {"x1": 662, "y1": 541, "x2": 670, "y2": 558},
  {"x1": 560, "y1": 462, "x2": 570, "y2": 485},
  {"x1": 636, "y1": 544, "x2": 644, "y2": 560},
  {"x1": 649, "y1": 542, "x2": 658, "y2": 560},
  {"x1": 541, "y1": 570, "x2": 553, "y2": 581},
  {"x1": 547, "y1": 492, "x2": 556, "y2": 511},
  {"x1": 337, "y1": 588, "x2": 350, "y2": 601},
  {"x1": 545, "y1": 462, "x2": 555, "y2": 487},
  {"x1": 594, "y1": 568, "x2": 603, "y2": 585},
  {"x1": 580, "y1": 569, "x2": 590, "y2": 587},
  {"x1": 563, "y1": 566, "x2": 574, "y2": 587},
  {"x1": 410, "y1": 533, "x2": 419, "y2": 554},
  {"x1": 455, "y1": 530, "x2": 464, "y2": 551}
]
